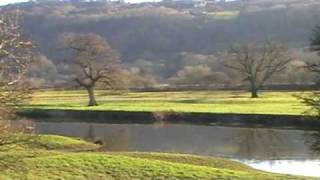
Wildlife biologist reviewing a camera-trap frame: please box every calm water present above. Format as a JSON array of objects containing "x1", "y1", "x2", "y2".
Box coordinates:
[{"x1": 35, "y1": 122, "x2": 320, "y2": 177}]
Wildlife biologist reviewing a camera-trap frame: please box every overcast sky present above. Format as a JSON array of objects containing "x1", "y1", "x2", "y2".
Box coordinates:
[
  {"x1": 0, "y1": 0, "x2": 235, "y2": 6},
  {"x1": 0, "y1": 0, "x2": 162, "y2": 5},
  {"x1": 0, "y1": 0, "x2": 29, "y2": 6}
]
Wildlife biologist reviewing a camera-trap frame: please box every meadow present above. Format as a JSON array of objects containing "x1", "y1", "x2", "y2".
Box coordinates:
[
  {"x1": 207, "y1": 10, "x2": 240, "y2": 20},
  {"x1": 0, "y1": 133, "x2": 316, "y2": 180},
  {"x1": 8, "y1": 91, "x2": 318, "y2": 179},
  {"x1": 27, "y1": 90, "x2": 312, "y2": 115}
]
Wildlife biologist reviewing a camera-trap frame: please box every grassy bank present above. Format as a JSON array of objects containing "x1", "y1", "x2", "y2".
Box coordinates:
[
  {"x1": 0, "y1": 134, "x2": 316, "y2": 180},
  {"x1": 27, "y1": 90, "x2": 311, "y2": 115}
]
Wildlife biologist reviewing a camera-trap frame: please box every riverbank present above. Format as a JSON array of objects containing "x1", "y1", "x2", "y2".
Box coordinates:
[
  {"x1": 20, "y1": 109, "x2": 319, "y2": 130},
  {"x1": 28, "y1": 90, "x2": 311, "y2": 115},
  {"x1": 0, "y1": 133, "x2": 317, "y2": 180}
]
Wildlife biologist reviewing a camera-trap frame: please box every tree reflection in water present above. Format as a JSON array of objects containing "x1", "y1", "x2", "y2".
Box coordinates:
[
  {"x1": 84, "y1": 124, "x2": 130, "y2": 151},
  {"x1": 227, "y1": 128, "x2": 294, "y2": 160},
  {"x1": 305, "y1": 129, "x2": 320, "y2": 156},
  {"x1": 36, "y1": 122, "x2": 313, "y2": 160}
]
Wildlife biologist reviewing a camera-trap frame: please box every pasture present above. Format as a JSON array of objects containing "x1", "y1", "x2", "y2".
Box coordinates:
[{"x1": 27, "y1": 90, "x2": 312, "y2": 115}]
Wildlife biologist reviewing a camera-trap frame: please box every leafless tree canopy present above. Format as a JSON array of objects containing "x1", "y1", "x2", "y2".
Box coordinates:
[
  {"x1": 0, "y1": 10, "x2": 34, "y2": 131},
  {"x1": 310, "y1": 26, "x2": 320, "y2": 53},
  {"x1": 299, "y1": 26, "x2": 320, "y2": 116},
  {"x1": 64, "y1": 33, "x2": 122, "y2": 106},
  {"x1": 304, "y1": 26, "x2": 320, "y2": 73},
  {"x1": 224, "y1": 41, "x2": 292, "y2": 97}
]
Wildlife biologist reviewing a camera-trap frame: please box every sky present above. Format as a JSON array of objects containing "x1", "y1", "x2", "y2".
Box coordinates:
[
  {"x1": 0, "y1": 0, "x2": 235, "y2": 6},
  {"x1": 0, "y1": 0, "x2": 29, "y2": 6}
]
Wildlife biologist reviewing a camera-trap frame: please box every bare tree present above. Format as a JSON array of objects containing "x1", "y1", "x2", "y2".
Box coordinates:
[
  {"x1": 299, "y1": 26, "x2": 320, "y2": 116},
  {"x1": 223, "y1": 41, "x2": 292, "y2": 98},
  {"x1": 0, "y1": 10, "x2": 34, "y2": 132},
  {"x1": 311, "y1": 25, "x2": 320, "y2": 53},
  {"x1": 64, "y1": 33, "x2": 121, "y2": 106},
  {"x1": 303, "y1": 26, "x2": 320, "y2": 73}
]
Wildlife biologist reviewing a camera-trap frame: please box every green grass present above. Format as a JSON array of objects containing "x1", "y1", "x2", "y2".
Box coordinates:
[
  {"x1": 0, "y1": 134, "x2": 317, "y2": 180},
  {"x1": 206, "y1": 11, "x2": 240, "y2": 20},
  {"x1": 109, "y1": 152, "x2": 255, "y2": 172},
  {"x1": 26, "y1": 90, "x2": 311, "y2": 115},
  {"x1": 0, "y1": 133, "x2": 99, "y2": 151}
]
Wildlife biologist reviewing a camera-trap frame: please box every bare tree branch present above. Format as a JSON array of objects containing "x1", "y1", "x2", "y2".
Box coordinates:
[
  {"x1": 223, "y1": 41, "x2": 292, "y2": 98},
  {"x1": 64, "y1": 33, "x2": 123, "y2": 106},
  {"x1": 0, "y1": 10, "x2": 34, "y2": 132}
]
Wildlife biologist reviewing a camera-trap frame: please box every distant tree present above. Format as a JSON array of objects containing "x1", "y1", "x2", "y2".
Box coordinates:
[
  {"x1": 300, "y1": 26, "x2": 320, "y2": 116},
  {"x1": 64, "y1": 33, "x2": 121, "y2": 106},
  {"x1": 0, "y1": 11, "x2": 34, "y2": 133},
  {"x1": 28, "y1": 54, "x2": 58, "y2": 80},
  {"x1": 169, "y1": 65, "x2": 222, "y2": 87},
  {"x1": 311, "y1": 26, "x2": 320, "y2": 53},
  {"x1": 223, "y1": 41, "x2": 291, "y2": 98},
  {"x1": 122, "y1": 67, "x2": 157, "y2": 89},
  {"x1": 306, "y1": 26, "x2": 320, "y2": 72}
]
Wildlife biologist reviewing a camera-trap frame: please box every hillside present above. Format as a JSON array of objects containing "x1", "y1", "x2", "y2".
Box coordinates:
[{"x1": 1, "y1": 0, "x2": 320, "y2": 88}]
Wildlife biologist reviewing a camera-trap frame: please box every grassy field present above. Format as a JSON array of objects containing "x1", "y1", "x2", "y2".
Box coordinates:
[
  {"x1": 0, "y1": 133, "x2": 317, "y2": 180},
  {"x1": 207, "y1": 11, "x2": 240, "y2": 20},
  {"x1": 27, "y1": 90, "x2": 311, "y2": 115}
]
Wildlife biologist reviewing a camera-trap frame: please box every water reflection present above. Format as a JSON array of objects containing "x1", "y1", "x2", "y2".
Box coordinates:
[
  {"x1": 35, "y1": 122, "x2": 314, "y2": 160},
  {"x1": 246, "y1": 160, "x2": 320, "y2": 177},
  {"x1": 305, "y1": 129, "x2": 320, "y2": 156},
  {"x1": 34, "y1": 122, "x2": 320, "y2": 177},
  {"x1": 230, "y1": 128, "x2": 295, "y2": 159},
  {"x1": 84, "y1": 124, "x2": 130, "y2": 150}
]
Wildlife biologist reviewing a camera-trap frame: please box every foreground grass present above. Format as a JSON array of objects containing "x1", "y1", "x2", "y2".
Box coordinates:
[
  {"x1": 0, "y1": 134, "x2": 317, "y2": 180},
  {"x1": 27, "y1": 90, "x2": 311, "y2": 115}
]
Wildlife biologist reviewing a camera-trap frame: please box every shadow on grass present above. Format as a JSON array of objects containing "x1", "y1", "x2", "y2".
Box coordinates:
[{"x1": 174, "y1": 99, "x2": 204, "y2": 103}]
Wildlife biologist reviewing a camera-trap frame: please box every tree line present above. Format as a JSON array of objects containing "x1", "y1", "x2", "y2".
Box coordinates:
[
  {"x1": 0, "y1": 3, "x2": 320, "y2": 118},
  {"x1": 11, "y1": 0, "x2": 319, "y2": 89},
  {"x1": 1, "y1": 2, "x2": 320, "y2": 108}
]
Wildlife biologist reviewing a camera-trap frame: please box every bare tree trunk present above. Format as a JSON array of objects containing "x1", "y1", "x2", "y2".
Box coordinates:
[
  {"x1": 251, "y1": 89, "x2": 258, "y2": 98},
  {"x1": 250, "y1": 79, "x2": 259, "y2": 98},
  {"x1": 250, "y1": 86, "x2": 259, "y2": 98},
  {"x1": 87, "y1": 86, "x2": 97, "y2": 106}
]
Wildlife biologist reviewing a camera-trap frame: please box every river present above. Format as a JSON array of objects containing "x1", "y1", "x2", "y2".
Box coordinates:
[{"x1": 34, "y1": 121, "x2": 320, "y2": 177}]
